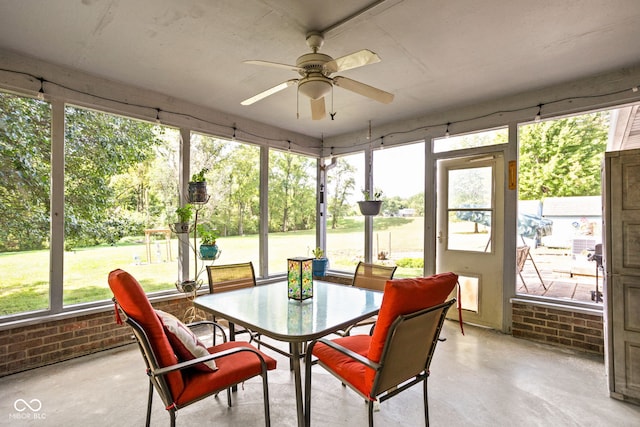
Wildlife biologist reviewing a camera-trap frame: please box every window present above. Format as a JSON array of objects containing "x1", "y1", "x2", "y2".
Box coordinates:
[
  {"x1": 0, "y1": 92, "x2": 51, "y2": 316},
  {"x1": 63, "y1": 106, "x2": 180, "y2": 307},
  {"x1": 326, "y1": 154, "x2": 364, "y2": 273},
  {"x1": 268, "y1": 149, "x2": 317, "y2": 274},
  {"x1": 517, "y1": 111, "x2": 609, "y2": 305},
  {"x1": 373, "y1": 142, "x2": 425, "y2": 277},
  {"x1": 446, "y1": 165, "x2": 493, "y2": 252},
  {"x1": 190, "y1": 134, "x2": 260, "y2": 273},
  {"x1": 434, "y1": 127, "x2": 507, "y2": 153}
]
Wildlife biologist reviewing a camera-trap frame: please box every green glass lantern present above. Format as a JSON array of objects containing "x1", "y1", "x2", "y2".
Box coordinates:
[{"x1": 287, "y1": 257, "x2": 314, "y2": 300}]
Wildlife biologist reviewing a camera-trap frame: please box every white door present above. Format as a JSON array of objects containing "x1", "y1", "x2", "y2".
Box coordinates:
[
  {"x1": 436, "y1": 154, "x2": 505, "y2": 330},
  {"x1": 604, "y1": 149, "x2": 640, "y2": 403}
]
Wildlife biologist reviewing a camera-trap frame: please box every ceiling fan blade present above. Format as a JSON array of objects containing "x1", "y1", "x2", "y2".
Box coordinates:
[
  {"x1": 310, "y1": 97, "x2": 326, "y2": 120},
  {"x1": 243, "y1": 60, "x2": 303, "y2": 73},
  {"x1": 241, "y1": 79, "x2": 298, "y2": 105},
  {"x1": 333, "y1": 76, "x2": 394, "y2": 104},
  {"x1": 324, "y1": 49, "x2": 381, "y2": 74}
]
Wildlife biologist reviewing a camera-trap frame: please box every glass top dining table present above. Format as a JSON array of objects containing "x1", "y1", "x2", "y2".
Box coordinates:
[{"x1": 194, "y1": 280, "x2": 384, "y2": 427}]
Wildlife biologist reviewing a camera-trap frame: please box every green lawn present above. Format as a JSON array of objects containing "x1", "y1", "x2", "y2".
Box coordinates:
[{"x1": 0, "y1": 217, "x2": 425, "y2": 315}]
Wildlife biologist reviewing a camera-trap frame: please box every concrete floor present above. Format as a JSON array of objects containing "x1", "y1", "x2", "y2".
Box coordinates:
[{"x1": 2, "y1": 321, "x2": 639, "y2": 427}]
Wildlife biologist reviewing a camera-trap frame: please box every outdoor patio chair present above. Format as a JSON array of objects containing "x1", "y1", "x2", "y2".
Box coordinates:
[
  {"x1": 206, "y1": 262, "x2": 260, "y2": 344},
  {"x1": 108, "y1": 268, "x2": 276, "y2": 427},
  {"x1": 304, "y1": 273, "x2": 458, "y2": 427},
  {"x1": 516, "y1": 245, "x2": 546, "y2": 292},
  {"x1": 335, "y1": 262, "x2": 397, "y2": 336}
]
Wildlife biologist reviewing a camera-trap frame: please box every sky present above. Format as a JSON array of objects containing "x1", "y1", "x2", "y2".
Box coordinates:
[{"x1": 339, "y1": 142, "x2": 425, "y2": 202}]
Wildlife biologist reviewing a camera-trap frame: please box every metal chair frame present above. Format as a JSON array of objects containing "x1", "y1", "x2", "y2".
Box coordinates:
[
  {"x1": 206, "y1": 262, "x2": 260, "y2": 343},
  {"x1": 337, "y1": 262, "x2": 397, "y2": 336},
  {"x1": 115, "y1": 303, "x2": 272, "y2": 427},
  {"x1": 305, "y1": 299, "x2": 455, "y2": 427}
]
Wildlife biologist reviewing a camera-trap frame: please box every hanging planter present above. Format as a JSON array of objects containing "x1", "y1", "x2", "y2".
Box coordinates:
[
  {"x1": 358, "y1": 190, "x2": 383, "y2": 216},
  {"x1": 357, "y1": 200, "x2": 382, "y2": 216}
]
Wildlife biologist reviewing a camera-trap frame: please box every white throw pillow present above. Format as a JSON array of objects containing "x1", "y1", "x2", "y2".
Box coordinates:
[{"x1": 155, "y1": 309, "x2": 217, "y2": 372}]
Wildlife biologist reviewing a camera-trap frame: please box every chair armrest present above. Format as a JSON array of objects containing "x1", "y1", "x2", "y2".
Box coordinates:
[
  {"x1": 186, "y1": 320, "x2": 228, "y2": 342},
  {"x1": 310, "y1": 338, "x2": 380, "y2": 371},
  {"x1": 153, "y1": 345, "x2": 268, "y2": 377}
]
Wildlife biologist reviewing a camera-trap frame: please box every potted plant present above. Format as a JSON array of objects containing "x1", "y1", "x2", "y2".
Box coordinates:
[
  {"x1": 197, "y1": 223, "x2": 220, "y2": 260},
  {"x1": 311, "y1": 246, "x2": 329, "y2": 277},
  {"x1": 357, "y1": 189, "x2": 383, "y2": 216},
  {"x1": 188, "y1": 167, "x2": 209, "y2": 203},
  {"x1": 173, "y1": 204, "x2": 193, "y2": 233}
]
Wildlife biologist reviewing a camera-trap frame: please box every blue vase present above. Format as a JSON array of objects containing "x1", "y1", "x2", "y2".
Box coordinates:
[
  {"x1": 199, "y1": 244, "x2": 219, "y2": 260},
  {"x1": 312, "y1": 258, "x2": 328, "y2": 277}
]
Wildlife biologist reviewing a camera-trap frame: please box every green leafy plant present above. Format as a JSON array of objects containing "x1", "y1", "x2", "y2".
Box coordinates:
[
  {"x1": 190, "y1": 167, "x2": 209, "y2": 183},
  {"x1": 311, "y1": 247, "x2": 324, "y2": 258},
  {"x1": 361, "y1": 189, "x2": 383, "y2": 201},
  {"x1": 197, "y1": 223, "x2": 219, "y2": 245},
  {"x1": 175, "y1": 204, "x2": 193, "y2": 222}
]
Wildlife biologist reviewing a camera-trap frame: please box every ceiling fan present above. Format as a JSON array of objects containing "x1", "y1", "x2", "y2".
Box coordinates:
[{"x1": 241, "y1": 31, "x2": 394, "y2": 120}]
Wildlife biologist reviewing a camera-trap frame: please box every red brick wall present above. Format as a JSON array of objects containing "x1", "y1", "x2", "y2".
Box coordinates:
[
  {"x1": 0, "y1": 297, "x2": 193, "y2": 377},
  {"x1": 512, "y1": 302, "x2": 604, "y2": 355}
]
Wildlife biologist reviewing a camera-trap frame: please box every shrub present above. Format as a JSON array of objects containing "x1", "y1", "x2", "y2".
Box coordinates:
[{"x1": 395, "y1": 257, "x2": 424, "y2": 268}]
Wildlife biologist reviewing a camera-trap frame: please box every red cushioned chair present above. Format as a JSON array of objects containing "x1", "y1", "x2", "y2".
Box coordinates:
[
  {"x1": 108, "y1": 269, "x2": 277, "y2": 427},
  {"x1": 304, "y1": 273, "x2": 458, "y2": 427}
]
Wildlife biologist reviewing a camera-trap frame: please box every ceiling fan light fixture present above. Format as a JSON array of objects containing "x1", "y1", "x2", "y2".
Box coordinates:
[{"x1": 298, "y1": 77, "x2": 332, "y2": 100}]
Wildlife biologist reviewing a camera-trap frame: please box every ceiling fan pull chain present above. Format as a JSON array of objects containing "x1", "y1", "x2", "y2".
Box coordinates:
[
  {"x1": 331, "y1": 86, "x2": 338, "y2": 120},
  {"x1": 296, "y1": 86, "x2": 300, "y2": 119}
]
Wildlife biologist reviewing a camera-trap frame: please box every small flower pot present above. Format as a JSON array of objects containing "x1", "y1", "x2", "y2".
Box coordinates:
[
  {"x1": 312, "y1": 258, "x2": 329, "y2": 277},
  {"x1": 188, "y1": 181, "x2": 208, "y2": 203},
  {"x1": 175, "y1": 280, "x2": 198, "y2": 294},
  {"x1": 199, "y1": 244, "x2": 220, "y2": 260}
]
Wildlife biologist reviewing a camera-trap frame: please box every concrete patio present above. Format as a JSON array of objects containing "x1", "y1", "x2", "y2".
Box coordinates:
[
  {"x1": 2, "y1": 320, "x2": 639, "y2": 426},
  {"x1": 517, "y1": 246, "x2": 604, "y2": 304}
]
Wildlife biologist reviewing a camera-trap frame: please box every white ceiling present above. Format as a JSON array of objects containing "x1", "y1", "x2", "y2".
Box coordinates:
[{"x1": 1, "y1": 0, "x2": 640, "y2": 139}]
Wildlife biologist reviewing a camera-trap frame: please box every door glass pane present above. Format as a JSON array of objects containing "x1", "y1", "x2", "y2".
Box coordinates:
[
  {"x1": 447, "y1": 166, "x2": 493, "y2": 252},
  {"x1": 0, "y1": 92, "x2": 51, "y2": 315}
]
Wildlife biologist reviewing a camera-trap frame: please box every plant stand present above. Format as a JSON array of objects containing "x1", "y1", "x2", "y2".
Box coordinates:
[{"x1": 171, "y1": 194, "x2": 218, "y2": 323}]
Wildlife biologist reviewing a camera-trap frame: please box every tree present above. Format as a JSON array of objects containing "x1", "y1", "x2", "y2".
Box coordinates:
[
  {"x1": 0, "y1": 93, "x2": 163, "y2": 251},
  {"x1": 0, "y1": 94, "x2": 51, "y2": 251},
  {"x1": 519, "y1": 112, "x2": 609, "y2": 200},
  {"x1": 407, "y1": 193, "x2": 425, "y2": 216},
  {"x1": 327, "y1": 159, "x2": 356, "y2": 229},
  {"x1": 63, "y1": 106, "x2": 161, "y2": 247},
  {"x1": 225, "y1": 144, "x2": 259, "y2": 235},
  {"x1": 269, "y1": 151, "x2": 316, "y2": 232}
]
